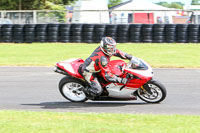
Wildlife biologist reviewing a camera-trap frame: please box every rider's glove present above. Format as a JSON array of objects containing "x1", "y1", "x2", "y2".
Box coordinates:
[{"x1": 120, "y1": 78, "x2": 128, "y2": 84}]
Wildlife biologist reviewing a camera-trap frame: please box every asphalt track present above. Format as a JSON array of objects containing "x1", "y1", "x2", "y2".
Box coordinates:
[{"x1": 0, "y1": 67, "x2": 200, "y2": 115}]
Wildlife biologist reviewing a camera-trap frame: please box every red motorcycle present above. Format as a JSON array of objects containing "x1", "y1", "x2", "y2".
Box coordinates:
[{"x1": 54, "y1": 57, "x2": 167, "y2": 103}]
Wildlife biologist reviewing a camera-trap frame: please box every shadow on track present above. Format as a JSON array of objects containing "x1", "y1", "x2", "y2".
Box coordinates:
[{"x1": 21, "y1": 101, "x2": 152, "y2": 109}]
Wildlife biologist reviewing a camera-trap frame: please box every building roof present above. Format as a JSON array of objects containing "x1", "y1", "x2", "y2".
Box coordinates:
[
  {"x1": 109, "y1": 0, "x2": 132, "y2": 10},
  {"x1": 184, "y1": 5, "x2": 200, "y2": 10},
  {"x1": 110, "y1": 0, "x2": 175, "y2": 11},
  {"x1": 74, "y1": 0, "x2": 108, "y2": 10}
]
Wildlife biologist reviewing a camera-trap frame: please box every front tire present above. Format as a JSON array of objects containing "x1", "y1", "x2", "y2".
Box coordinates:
[
  {"x1": 136, "y1": 79, "x2": 167, "y2": 103},
  {"x1": 59, "y1": 76, "x2": 87, "y2": 102}
]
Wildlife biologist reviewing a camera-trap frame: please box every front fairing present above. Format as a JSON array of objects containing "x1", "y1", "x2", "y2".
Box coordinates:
[
  {"x1": 106, "y1": 58, "x2": 153, "y2": 88},
  {"x1": 108, "y1": 60, "x2": 126, "y2": 77},
  {"x1": 124, "y1": 57, "x2": 153, "y2": 88}
]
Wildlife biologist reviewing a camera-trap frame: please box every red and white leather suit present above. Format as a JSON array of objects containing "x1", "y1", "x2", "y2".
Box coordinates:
[{"x1": 81, "y1": 46, "x2": 132, "y2": 96}]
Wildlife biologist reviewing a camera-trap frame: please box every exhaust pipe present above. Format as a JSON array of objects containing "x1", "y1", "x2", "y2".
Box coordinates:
[{"x1": 54, "y1": 66, "x2": 68, "y2": 75}]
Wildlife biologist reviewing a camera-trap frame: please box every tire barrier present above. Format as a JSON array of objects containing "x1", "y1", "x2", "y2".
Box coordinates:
[
  {"x1": 47, "y1": 24, "x2": 59, "y2": 42},
  {"x1": 165, "y1": 24, "x2": 176, "y2": 43},
  {"x1": 70, "y1": 24, "x2": 83, "y2": 43},
  {"x1": 59, "y1": 24, "x2": 71, "y2": 43},
  {"x1": 93, "y1": 24, "x2": 106, "y2": 43},
  {"x1": 153, "y1": 24, "x2": 165, "y2": 43},
  {"x1": 105, "y1": 24, "x2": 117, "y2": 41},
  {"x1": 0, "y1": 23, "x2": 200, "y2": 43},
  {"x1": 188, "y1": 24, "x2": 199, "y2": 43},
  {"x1": 0, "y1": 25, "x2": 2, "y2": 42},
  {"x1": 141, "y1": 24, "x2": 153, "y2": 43},
  {"x1": 82, "y1": 24, "x2": 94, "y2": 43},
  {"x1": 35, "y1": 24, "x2": 47, "y2": 42},
  {"x1": 176, "y1": 24, "x2": 188, "y2": 43},
  {"x1": 1, "y1": 24, "x2": 13, "y2": 42},
  {"x1": 13, "y1": 24, "x2": 24, "y2": 43},
  {"x1": 117, "y1": 24, "x2": 129, "y2": 43},
  {"x1": 129, "y1": 24, "x2": 142, "y2": 43},
  {"x1": 24, "y1": 24, "x2": 36, "y2": 43}
]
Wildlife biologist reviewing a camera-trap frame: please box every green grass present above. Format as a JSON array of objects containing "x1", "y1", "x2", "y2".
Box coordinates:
[
  {"x1": 0, "y1": 43, "x2": 200, "y2": 68},
  {"x1": 0, "y1": 110, "x2": 199, "y2": 133}
]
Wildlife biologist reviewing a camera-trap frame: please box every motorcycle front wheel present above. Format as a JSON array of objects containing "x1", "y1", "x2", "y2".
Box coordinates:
[
  {"x1": 136, "y1": 79, "x2": 167, "y2": 103},
  {"x1": 59, "y1": 76, "x2": 88, "y2": 102}
]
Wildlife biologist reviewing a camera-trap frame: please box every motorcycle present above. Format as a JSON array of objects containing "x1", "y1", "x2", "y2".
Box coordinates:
[{"x1": 54, "y1": 57, "x2": 167, "y2": 103}]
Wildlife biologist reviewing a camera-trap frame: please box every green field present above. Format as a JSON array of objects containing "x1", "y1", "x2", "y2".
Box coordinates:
[
  {"x1": 0, "y1": 111, "x2": 200, "y2": 133},
  {"x1": 0, "y1": 43, "x2": 200, "y2": 68}
]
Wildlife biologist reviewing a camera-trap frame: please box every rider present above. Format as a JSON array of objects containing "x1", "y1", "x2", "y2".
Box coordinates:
[{"x1": 81, "y1": 37, "x2": 133, "y2": 98}]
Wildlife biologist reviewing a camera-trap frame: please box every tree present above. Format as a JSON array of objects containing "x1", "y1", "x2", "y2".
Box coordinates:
[
  {"x1": 156, "y1": 2, "x2": 170, "y2": 8},
  {"x1": 191, "y1": 0, "x2": 200, "y2": 5},
  {"x1": 0, "y1": 0, "x2": 44, "y2": 10},
  {"x1": 108, "y1": 0, "x2": 122, "y2": 8},
  {"x1": 0, "y1": 0, "x2": 77, "y2": 10},
  {"x1": 170, "y1": 2, "x2": 184, "y2": 9},
  {"x1": 48, "y1": 0, "x2": 77, "y2": 5},
  {"x1": 156, "y1": 1, "x2": 184, "y2": 9}
]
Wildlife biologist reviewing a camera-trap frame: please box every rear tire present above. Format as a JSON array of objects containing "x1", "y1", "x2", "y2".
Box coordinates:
[
  {"x1": 136, "y1": 79, "x2": 167, "y2": 103},
  {"x1": 59, "y1": 76, "x2": 87, "y2": 102}
]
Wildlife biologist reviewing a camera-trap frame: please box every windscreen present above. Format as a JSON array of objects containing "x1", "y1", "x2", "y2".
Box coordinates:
[{"x1": 128, "y1": 57, "x2": 148, "y2": 70}]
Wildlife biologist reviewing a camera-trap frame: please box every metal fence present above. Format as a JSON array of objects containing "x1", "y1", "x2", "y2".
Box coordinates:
[
  {"x1": 0, "y1": 10, "x2": 68, "y2": 24},
  {"x1": 0, "y1": 10, "x2": 199, "y2": 24}
]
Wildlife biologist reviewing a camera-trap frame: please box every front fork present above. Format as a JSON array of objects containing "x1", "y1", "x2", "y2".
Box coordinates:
[{"x1": 140, "y1": 80, "x2": 153, "y2": 95}]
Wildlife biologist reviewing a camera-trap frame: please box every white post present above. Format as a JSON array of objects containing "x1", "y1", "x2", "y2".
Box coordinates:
[
  {"x1": 33, "y1": 10, "x2": 37, "y2": 24},
  {"x1": 99, "y1": 10, "x2": 102, "y2": 23},
  {"x1": 132, "y1": 10, "x2": 134, "y2": 24},
  {"x1": 2, "y1": 11, "x2": 5, "y2": 23},
  {"x1": 66, "y1": 10, "x2": 69, "y2": 23},
  {"x1": 195, "y1": 11, "x2": 198, "y2": 24}
]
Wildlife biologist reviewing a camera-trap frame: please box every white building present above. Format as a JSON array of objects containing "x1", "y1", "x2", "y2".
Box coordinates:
[
  {"x1": 110, "y1": 0, "x2": 179, "y2": 24},
  {"x1": 72, "y1": 0, "x2": 109, "y2": 23}
]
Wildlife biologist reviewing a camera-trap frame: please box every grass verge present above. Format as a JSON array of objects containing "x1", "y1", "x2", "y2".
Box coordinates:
[
  {"x1": 0, "y1": 110, "x2": 200, "y2": 133},
  {"x1": 0, "y1": 43, "x2": 200, "y2": 68}
]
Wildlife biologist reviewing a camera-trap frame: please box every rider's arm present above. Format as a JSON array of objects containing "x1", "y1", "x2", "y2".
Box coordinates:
[
  {"x1": 113, "y1": 49, "x2": 132, "y2": 60},
  {"x1": 99, "y1": 56, "x2": 122, "y2": 83}
]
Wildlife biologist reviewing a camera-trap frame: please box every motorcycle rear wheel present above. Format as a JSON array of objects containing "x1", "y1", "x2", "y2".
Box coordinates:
[
  {"x1": 59, "y1": 76, "x2": 88, "y2": 102},
  {"x1": 136, "y1": 79, "x2": 167, "y2": 103}
]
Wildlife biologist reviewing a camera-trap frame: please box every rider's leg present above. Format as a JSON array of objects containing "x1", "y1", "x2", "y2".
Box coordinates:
[
  {"x1": 82, "y1": 71, "x2": 103, "y2": 97},
  {"x1": 88, "y1": 75, "x2": 103, "y2": 96}
]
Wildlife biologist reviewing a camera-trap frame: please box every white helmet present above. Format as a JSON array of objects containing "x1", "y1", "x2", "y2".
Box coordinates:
[{"x1": 100, "y1": 37, "x2": 116, "y2": 56}]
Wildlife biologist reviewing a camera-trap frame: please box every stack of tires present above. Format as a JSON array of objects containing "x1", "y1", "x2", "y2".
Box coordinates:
[
  {"x1": 70, "y1": 24, "x2": 83, "y2": 43},
  {"x1": 1, "y1": 24, "x2": 13, "y2": 42},
  {"x1": 165, "y1": 24, "x2": 176, "y2": 43},
  {"x1": 24, "y1": 24, "x2": 35, "y2": 43},
  {"x1": 82, "y1": 24, "x2": 94, "y2": 43},
  {"x1": 129, "y1": 24, "x2": 142, "y2": 43},
  {"x1": 105, "y1": 24, "x2": 117, "y2": 41},
  {"x1": 13, "y1": 24, "x2": 24, "y2": 43},
  {"x1": 35, "y1": 24, "x2": 47, "y2": 42},
  {"x1": 117, "y1": 24, "x2": 129, "y2": 43},
  {"x1": 153, "y1": 24, "x2": 165, "y2": 43},
  {"x1": 47, "y1": 24, "x2": 59, "y2": 42},
  {"x1": 59, "y1": 24, "x2": 71, "y2": 43},
  {"x1": 188, "y1": 24, "x2": 199, "y2": 43},
  {"x1": 2, "y1": 23, "x2": 200, "y2": 44},
  {"x1": 141, "y1": 24, "x2": 153, "y2": 43},
  {"x1": 176, "y1": 24, "x2": 188, "y2": 43},
  {"x1": 93, "y1": 24, "x2": 106, "y2": 43}
]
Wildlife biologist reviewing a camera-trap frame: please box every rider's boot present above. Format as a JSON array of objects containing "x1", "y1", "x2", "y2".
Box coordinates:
[{"x1": 83, "y1": 86, "x2": 97, "y2": 100}]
